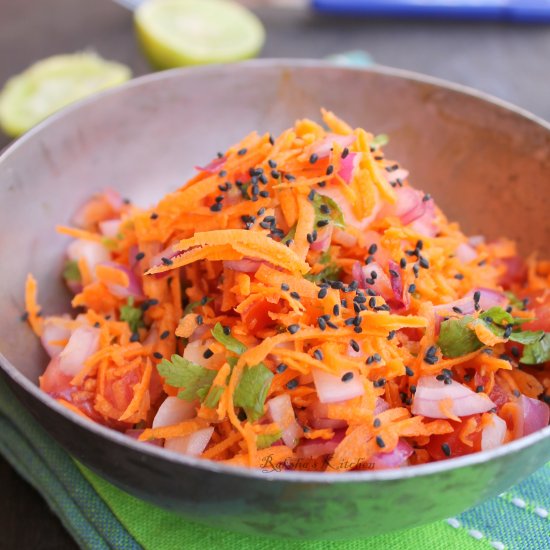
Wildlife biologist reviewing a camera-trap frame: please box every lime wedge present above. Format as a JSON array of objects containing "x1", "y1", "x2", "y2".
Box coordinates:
[
  {"x1": 135, "y1": 0, "x2": 265, "y2": 70},
  {"x1": 0, "y1": 53, "x2": 131, "y2": 137}
]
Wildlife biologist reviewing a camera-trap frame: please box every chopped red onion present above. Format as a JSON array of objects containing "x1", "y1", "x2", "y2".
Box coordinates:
[
  {"x1": 99, "y1": 262, "x2": 144, "y2": 299},
  {"x1": 104, "y1": 188, "x2": 124, "y2": 211},
  {"x1": 41, "y1": 318, "x2": 71, "y2": 358},
  {"x1": 312, "y1": 134, "x2": 356, "y2": 159},
  {"x1": 153, "y1": 397, "x2": 197, "y2": 428},
  {"x1": 481, "y1": 414, "x2": 507, "y2": 451},
  {"x1": 309, "y1": 400, "x2": 347, "y2": 430},
  {"x1": 371, "y1": 439, "x2": 413, "y2": 469},
  {"x1": 385, "y1": 168, "x2": 409, "y2": 187},
  {"x1": 98, "y1": 219, "x2": 121, "y2": 238},
  {"x1": 312, "y1": 367, "x2": 364, "y2": 403},
  {"x1": 67, "y1": 239, "x2": 110, "y2": 272},
  {"x1": 338, "y1": 152, "x2": 360, "y2": 184},
  {"x1": 412, "y1": 376, "x2": 495, "y2": 419},
  {"x1": 310, "y1": 225, "x2": 333, "y2": 252},
  {"x1": 455, "y1": 243, "x2": 478, "y2": 264},
  {"x1": 267, "y1": 394, "x2": 303, "y2": 448},
  {"x1": 296, "y1": 429, "x2": 346, "y2": 458},
  {"x1": 434, "y1": 288, "x2": 506, "y2": 316},
  {"x1": 223, "y1": 258, "x2": 264, "y2": 273},
  {"x1": 58, "y1": 326, "x2": 100, "y2": 376},
  {"x1": 374, "y1": 397, "x2": 391, "y2": 415},
  {"x1": 195, "y1": 156, "x2": 226, "y2": 173},
  {"x1": 520, "y1": 395, "x2": 550, "y2": 436},
  {"x1": 164, "y1": 427, "x2": 214, "y2": 456}
]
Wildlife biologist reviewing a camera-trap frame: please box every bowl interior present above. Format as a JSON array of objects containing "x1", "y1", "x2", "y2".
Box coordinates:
[
  {"x1": 1, "y1": 62, "x2": 549, "y2": 384},
  {"x1": 0, "y1": 61, "x2": 549, "y2": 539}
]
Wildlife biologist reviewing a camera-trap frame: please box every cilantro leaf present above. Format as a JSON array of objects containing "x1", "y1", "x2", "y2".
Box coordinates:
[
  {"x1": 184, "y1": 297, "x2": 212, "y2": 315},
  {"x1": 257, "y1": 431, "x2": 282, "y2": 449},
  {"x1": 437, "y1": 315, "x2": 483, "y2": 358},
  {"x1": 371, "y1": 134, "x2": 389, "y2": 149},
  {"x1": 203, "y1": 385, "x2": 224, "y2": 408},
  {"x1": 120, "y1": 297, "x2": 144, "y2": 333},
  {"x1": 62, "y1": 259, "x2": 81, "y2": 283},
  {"x1": 282, "y1": 225, "x2": 296, "y2": 245},
  {"x1": 480, "y1": 307, "x2": 514, "y2": 326},
  {"x1": 313, "y1": 194, "x2": 345, "y2": 229},
  {"x1": 211, "y1": 322, "x2": 247, "y2": 355},
  {"x1": 305, "y1": 262, "x2": 342, "y2": 283},
  {"x1": 520, "y1": 333, "x2": 550, "y2": 365},
  {"x1": 509, "y1": 330, "x2": 545, "y2": 345},
  {"x1": 234, "y1": 363, "x2": 274, "y2": 421},
  {"x1": 157, "y1": 354, "x2": 216, "y2": 402},
  {"x1": 505, "y1": 291, "x2": 526, "y2": 310}
]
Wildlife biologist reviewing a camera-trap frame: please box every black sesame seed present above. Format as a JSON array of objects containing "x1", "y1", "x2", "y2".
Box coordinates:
[
  {"x1": 454, "y1": 273, "x2": 464, "y2": 280},
  {"x1": 419, "y1": 256, "x2": 430, "y2": 269},
  {"x1": 287, "y1": 324, "x2": 300, "y2": 334},
  {"x1": 276, "y1": 363, "x2": 288, "y2": 373},
  {"x1": 317, "y1": 219, "x2": 330, "y2": 228},
  {"x1": 333, "y1": 304, "x2": 340, "y2": 316},
  {"x1": 368, "y1": 243, "x2": 378, "y2": 255},
  {"x1": 284, "y1": 173, "x2": 296, "y2": 182},
  {"x1": 160, "y1": 330, "x2": 170, "y2": 340},
  {"x1": 317, "y1": 317, "x2": 327, "y2": 330},
  {"x1": 93, "y1": 321, "x2": 101, "y2": 328},
  {"x1": 20, "y1": 311, "x2": 29, "y2": 322},
  {"x1": 387, "y1": 330, "x2": 396, "y2": 341},
  {"x1": 196, "y1": 315, "x2": 203, "y2": 326},
  {"x1": 476, "y1": 385, "x2": 484, "y2": 393},
  {"x1": 405, "y1": 366, "x2": 414, "y2": 377},
  {"x1": 287, "y1": 379, "x2": 299, "y2": 390},
  {"x1": 452, "y1": 306, "x2": 463, "y2": 314},
  {"x1": 504, "y1": 325, "x2": 513, "y2": 339},
  {"x1": 408, "y1": 284, "x2": 416, "y2": 294},
  {"x1": 389, "y1": 269, "x2": 399, "y2": 278},
  {"x1": 541, "y1": 395, "x2": 550, "y2": 405},
  {"x1": 130, "y1": 332, "x2": 140, "y2": 342},
  {"x1": 376, "y1": 436, "x2": 386, "y2": 448},
  {"x1": 238, "y1": 147, "x2": 247, "y2": 156},
  {"x1": 441, "y1": 443, "x2": 451, "y2": 457},
  {"x1": 259, "y1": 190, "x2": 269, "y2": 198},
  {"x1": 153, "y1": 352, "x2": 163, "y2": 360},
  {"x1": 271, "y1": 170, "x2": 280, "y2": 179},
  {"x1": 424, "y1": 356, "x2": 439, "y2": 365},
  {"x1": 326, "y1": 165, "x2": 334, "y2": 176},
  {"x1": 150, "y1": 212, "x2": 159, "y2": 220},
  {"x1": 320, "y1": 204, "x2": 330, "y2": 214},
  {"x1": 210, "y1": 203, "x2": 223, "y2": 212},
  {"x1": 373, "y1": 418, "x2": 381, "y2": 428},
  {"x1": 318, "y1": 287, "x2": 328, "y2": 299},
  {"x1": 313, "y1": 349, "x2": 324, "y2": 361},
  {"x1": 203, "y1": 349, "x2": 214, "y2": 359},
  {"x1": 341, "y1": 147, "x2": 349, "y2": 159},
  {"x1": 365, "y1": 255, "x2": 374, "y2": 265},
  {"x1": 400, "y1": 258, "x2": 407, "y2": 269},
  {"x1": 327, "y1": 320, "x2": 338, "y2": 329},
  {"x1": 354, "y1": 326, "x2": 363, "y2": 333},
  {"x1": 309, "y1": 153, "x2": 319, "y2": 164},
  {"x1": 350, "y1": 339, "x2": 360, "y2": 352},
  {"x1": 341, "y1": 372, "x2": 354, "y2": 382},
  {"x1": 422, "y1": 193, "x2": 431, "y2": 202},
  {"x1": 290, "y1": 291, "x2": 301, "y2": 300},
  {"x1": 281, "y1": 283, "x2": 290, "y2": 291},
  {"x1": 268, "y1": 159, "x2": 277, "y2": 168},
  {"x1": 473, "y1": 291, "x2": 481, "y2": 304},
  {"x1": 161, "y1": 257, "x2": 173, "y2": 266}
]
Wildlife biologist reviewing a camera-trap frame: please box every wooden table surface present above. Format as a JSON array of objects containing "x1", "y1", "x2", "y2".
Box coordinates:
[{"x1": 1, "y1": 1, "x2": 550, "y2": 548}]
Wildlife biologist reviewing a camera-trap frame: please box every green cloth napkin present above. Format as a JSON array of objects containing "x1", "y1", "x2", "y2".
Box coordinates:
[{"x1": 0, "y1": 376, "x2": 548, "y2": 550}]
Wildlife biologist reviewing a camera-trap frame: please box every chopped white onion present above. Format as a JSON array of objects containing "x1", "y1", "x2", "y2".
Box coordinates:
[
  {"x1": 98, "y1": 219, "x2": 121, "y2": 238},
  {"x1": 58, "y1": 326, "x2": 100, "y2": 376},
  {"x1": 164, "y1": 427, "x2": 214, "y2": 456},
  {"x1": 312, "y1": 367, "x2": 364, "y2": 404},
  {"x1": 40, "y1": 317, "x2": 71, "y2": 358},
  {"x1": 267, "y1": 394, "x2": 303, "y2": 448},
  {"x1": 153, "y1": 397, "x2": 196, "y2": 429},
  {"x1": 481, "y1": 414, "x2": 507, "y2": 451},
  {"x1": 67, "y1": 239, "x2": 110, "y2": 273},
  {"x1": 412, "y1": 376, "x2": 495, "y2": 419},
  {"x1": 456, "y1": 243, "x2": 478, "y2": 264}
]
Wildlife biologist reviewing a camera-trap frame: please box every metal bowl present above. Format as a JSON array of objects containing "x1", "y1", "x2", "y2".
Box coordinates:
[{"x1": 0, "y1": 60, "x2": 548, "y2": 540}]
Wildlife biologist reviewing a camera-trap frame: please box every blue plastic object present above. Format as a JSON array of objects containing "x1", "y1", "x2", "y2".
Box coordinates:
[{"x1": 312, "y1": 1, "x2": 550, "y2": 22}]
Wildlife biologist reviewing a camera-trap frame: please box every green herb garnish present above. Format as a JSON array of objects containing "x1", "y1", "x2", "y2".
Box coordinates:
[
  {"x1": 120, "y1": 297, "x2": 144, "y2": 333},
  {"x1": 157, "y1": 354, "x2": 216, "y2": 402},
  {"x1": 211, "y1": 322, "x2": 247, "y2": 355},
  {"x1": 62, "y1": 259, "x2": 81, "y2": 283},
  {"x1": 257, "y1": 430, "x2": 282, "y2": 449},
  {"x1": 233, "y1": 363, "x2": 274, "y2": 422},
  {"x1": 371, "y1": 134, "x2": 389, "y2": 149},
  {"x1": 313, "y1": 193, "x2": 345, "y2": 229}
]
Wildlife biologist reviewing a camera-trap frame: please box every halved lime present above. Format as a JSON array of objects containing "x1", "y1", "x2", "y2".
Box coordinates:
[
  {"x1": 135, "y1": 0, "x2": 265, "y2": 70},
  {"x1": 0, "y1": 53, "x2": 131, "y2": 137}
]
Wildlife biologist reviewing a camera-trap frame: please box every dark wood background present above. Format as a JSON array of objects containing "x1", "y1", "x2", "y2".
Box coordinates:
[{"x1": 1, "y1": 1, "x2": 549, "y2": 548}]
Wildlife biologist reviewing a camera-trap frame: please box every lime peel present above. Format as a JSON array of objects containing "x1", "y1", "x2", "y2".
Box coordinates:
[
  {"x1": 0, "y1": 52, "x2": 131, "y2": 137},
  {"x1": 135, "y1": 0, "x2": 265, "y2": 70}
]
